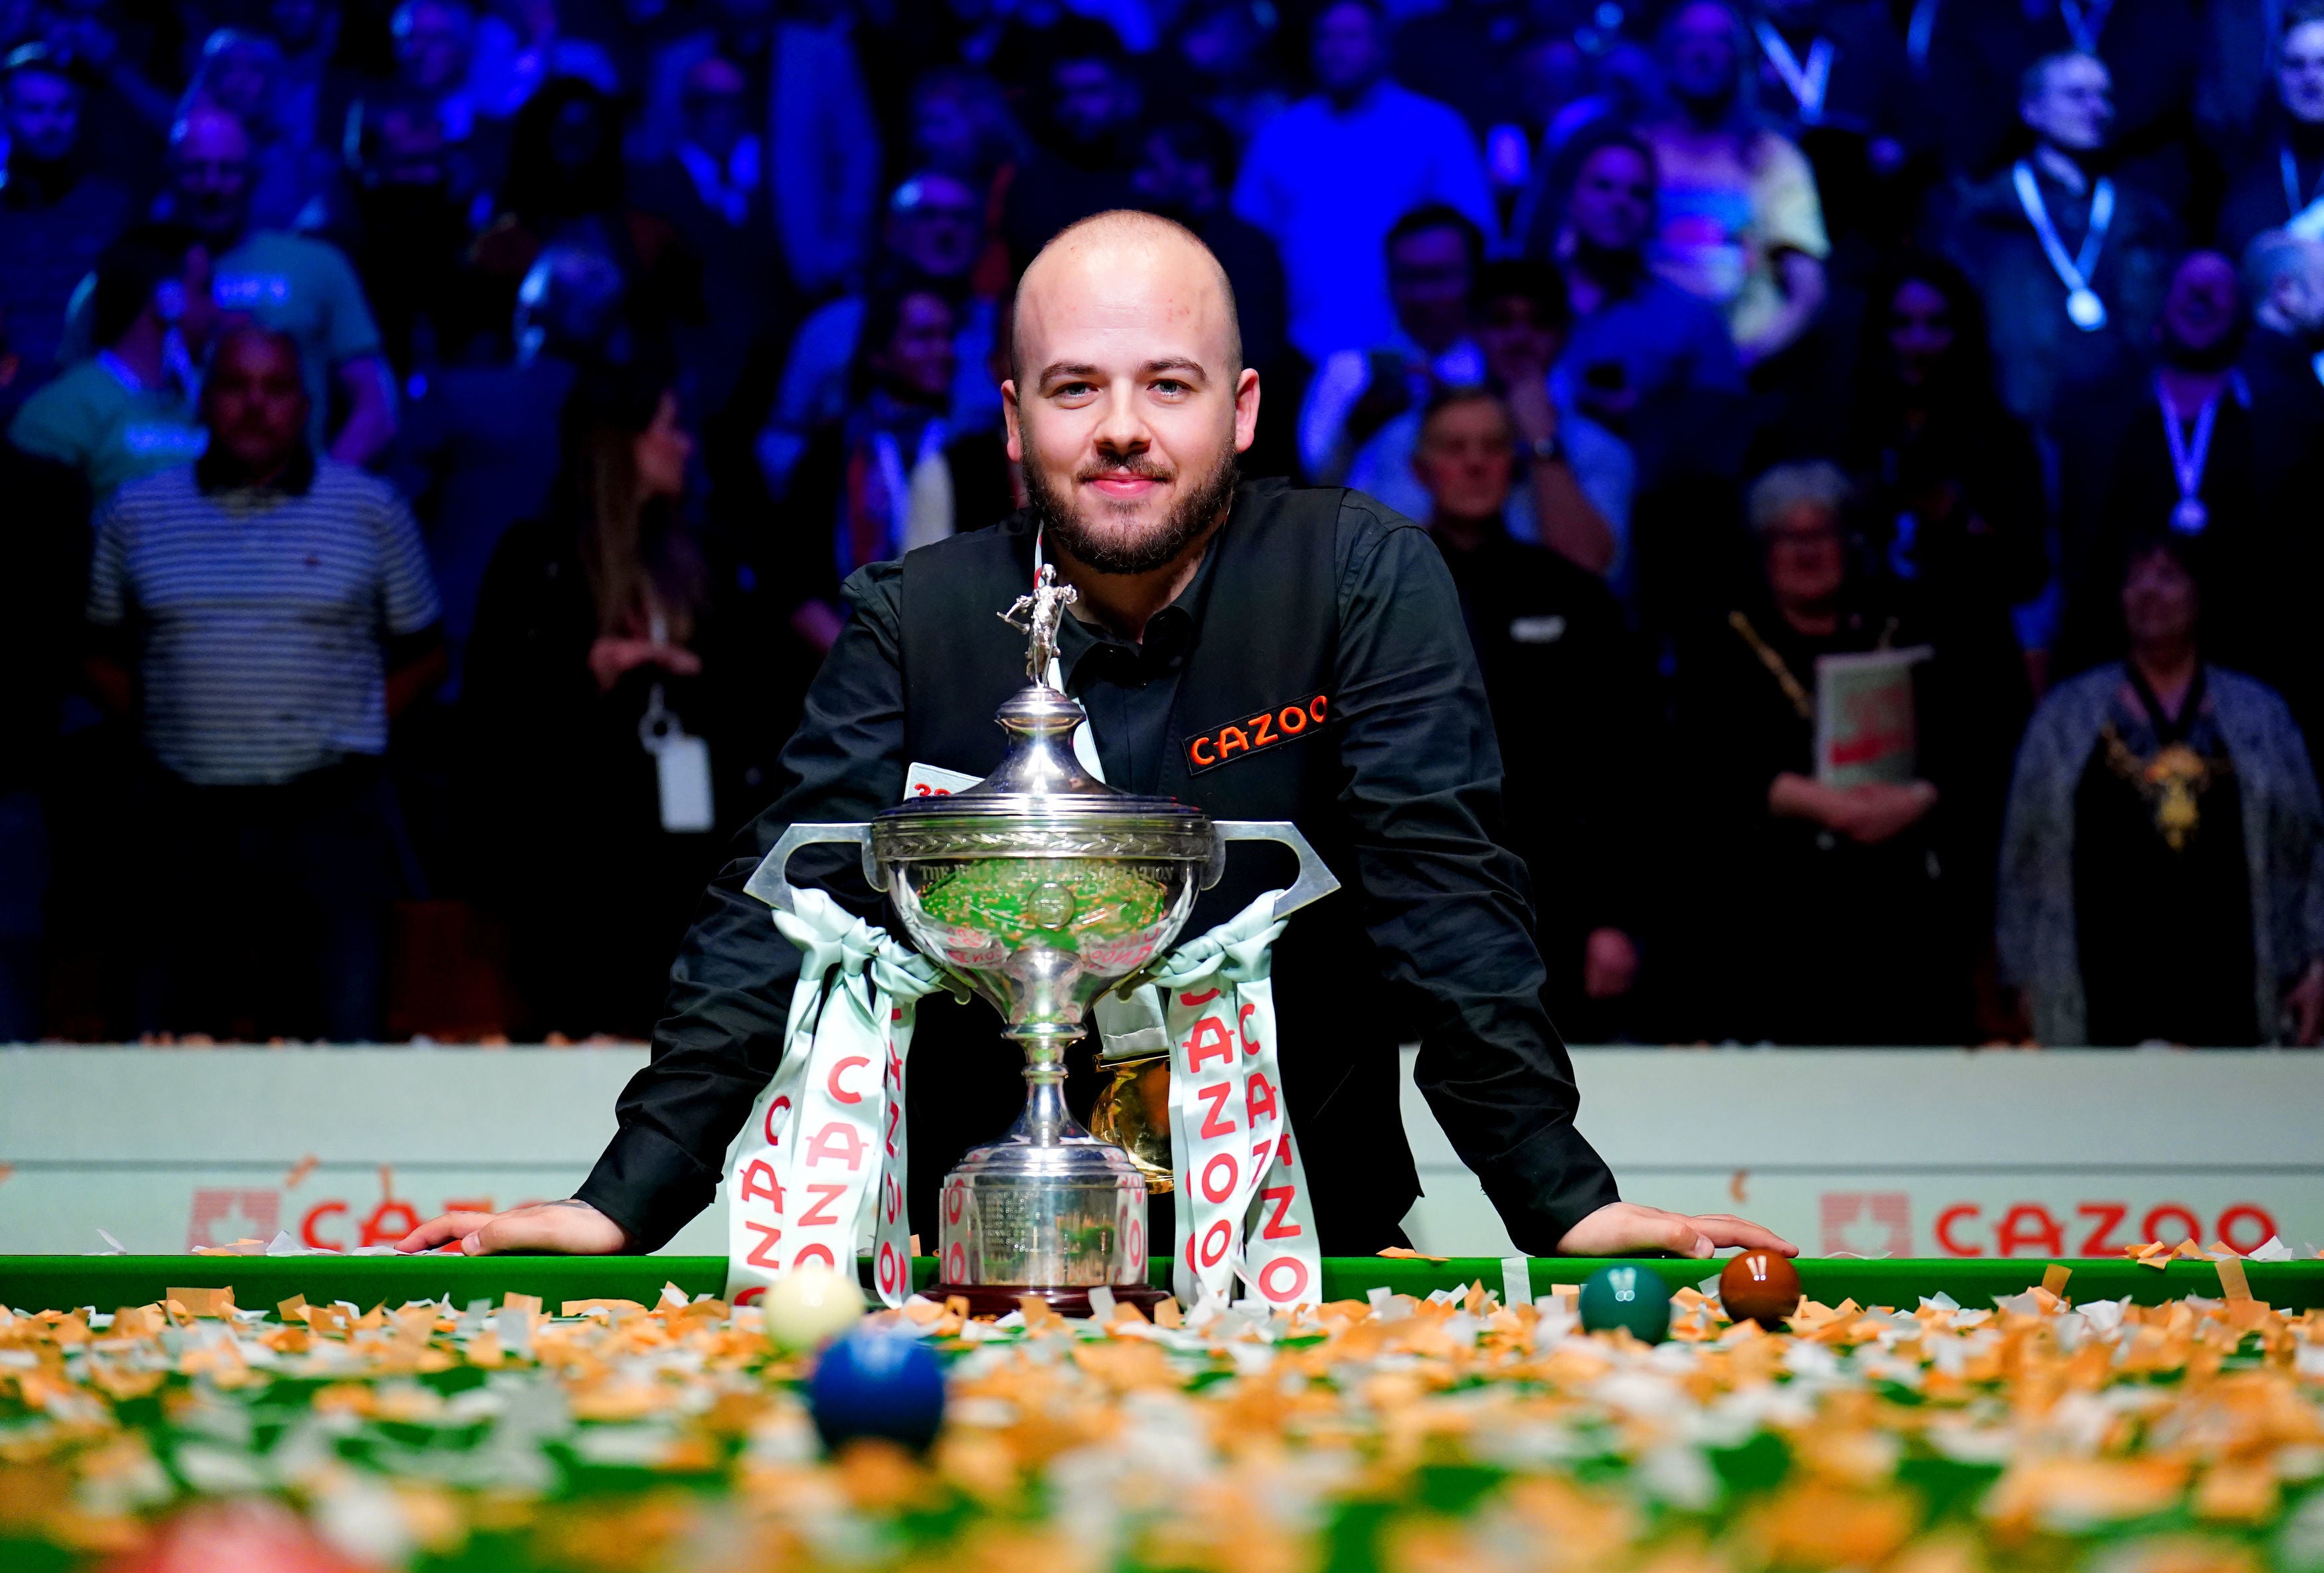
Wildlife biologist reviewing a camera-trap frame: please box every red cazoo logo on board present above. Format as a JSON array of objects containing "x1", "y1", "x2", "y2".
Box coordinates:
[
  {"x1": 1817, "y1": 1191, "x2": 2285, "y2": 1258},
  {"x1": 1928, "y1": 1199, "x2": 2280, "y2": 1256},
  {"x1": 187, "y1": 1187, "x2": 544, "y2": 1252}
]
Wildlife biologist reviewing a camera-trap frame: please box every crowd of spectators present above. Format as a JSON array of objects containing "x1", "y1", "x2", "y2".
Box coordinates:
[{"x1": 6, "y1": 0, "x2": 2324, "y2": 1049}]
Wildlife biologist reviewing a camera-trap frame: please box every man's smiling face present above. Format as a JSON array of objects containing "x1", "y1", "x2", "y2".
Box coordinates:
[{"x1": 1005, "y1": 213, "x2": 1260, "y2": 575}]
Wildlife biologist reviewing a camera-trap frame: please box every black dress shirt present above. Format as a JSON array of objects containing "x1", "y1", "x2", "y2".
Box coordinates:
[{"x1": 575, "y1": 491, "x2": 1620, "y2": 1253}]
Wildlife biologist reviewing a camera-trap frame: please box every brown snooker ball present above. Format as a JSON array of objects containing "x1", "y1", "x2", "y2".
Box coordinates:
[{"x1": 1719, "y1": 1250, "x2": 1803, "y2": 1329}]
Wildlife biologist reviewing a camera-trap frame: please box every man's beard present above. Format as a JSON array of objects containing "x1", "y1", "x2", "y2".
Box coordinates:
[{"x1": 1025, "y1": 442, "x2": 1241, "y2": 574}]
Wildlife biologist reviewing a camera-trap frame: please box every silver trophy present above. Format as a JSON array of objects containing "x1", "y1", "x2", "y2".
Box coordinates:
[{"x1": 750, "y1": 567, "x2": 1335, "y2": 1314}]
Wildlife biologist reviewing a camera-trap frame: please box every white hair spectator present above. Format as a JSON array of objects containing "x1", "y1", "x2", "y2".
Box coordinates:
[{"x1": 1747, "y1": 461, "x2": 1853, "y2": 535}]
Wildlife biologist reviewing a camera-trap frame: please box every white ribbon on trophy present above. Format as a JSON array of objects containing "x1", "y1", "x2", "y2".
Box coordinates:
[
  {"x1": 730, "y1": 746, "x2": 1339, "y2": 1316},
  {"x1": 724, "y1": 888, "x2": 963, "y2": 1308},
  {"x1": 1098, "y1": 893, "x2": 1324, "y2": 1310}
]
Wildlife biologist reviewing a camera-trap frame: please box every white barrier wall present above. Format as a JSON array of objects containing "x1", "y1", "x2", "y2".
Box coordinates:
[
  {"x1": 1404, "y1": 1048, "x2": 2324, "y2": 1258},
  {"x1": 0, "y1": 1047, "x2": 693, "y2": 1256},
  {"x1": 2, "y1": 1045, "x2": 2319, "y2": 1258}
]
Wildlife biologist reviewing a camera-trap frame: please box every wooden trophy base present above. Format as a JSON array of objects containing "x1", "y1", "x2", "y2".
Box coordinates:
[{"x1": 935, "y1": 1282, "x2": 1173, "y2": 1321}]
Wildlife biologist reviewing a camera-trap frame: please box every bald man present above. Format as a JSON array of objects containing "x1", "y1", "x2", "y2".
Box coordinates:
[
  {"x1": 62, "y1": 108, "x2": 397, "y2": 466},
  {"x1": 404, "y1": 212, "x2": 1793, "y2": 1265}
]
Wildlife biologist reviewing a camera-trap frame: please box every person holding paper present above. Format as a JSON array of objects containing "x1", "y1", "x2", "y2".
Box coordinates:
[
  {"x1": 1673, "y1": 461, "x2": 1963, "y2": 1045},
  {"x1": 404, "y1": 210, "x2": 1795, "y2": 1266}
]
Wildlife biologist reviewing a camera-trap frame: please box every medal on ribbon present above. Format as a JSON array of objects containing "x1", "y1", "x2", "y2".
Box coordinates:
[
  {"x1": 1754, "y1": 23, "x2": 1833, "y2": 125},
  {"x1": 2013, "y1": 161, "x2": 2115, "y2": 333},
  {"x1": 2156, "y1": 372, "x2": 2228, "y2": 537}
]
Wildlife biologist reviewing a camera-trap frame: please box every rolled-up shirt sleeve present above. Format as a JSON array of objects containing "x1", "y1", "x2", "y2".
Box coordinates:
[
  {"x1": 1331, "y1": 497, "x2": 1619, "y2": 1251},
  {"x1": 576, "y1": 562, "x2": 910, "y2": 1250}
]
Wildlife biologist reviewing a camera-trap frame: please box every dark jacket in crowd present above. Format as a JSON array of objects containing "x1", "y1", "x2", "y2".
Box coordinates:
[
  {"x1": 2217, "y1": 123, "x2": 2324, "y2": 262},
  {"x1": 462, "y1": 513, "x2": 785, "y2": 1038},
  {"x1": 1947, "y1": 163, "x2": 2181, "y2": 430},
  {"x1": 0, "y1": 444, "x2": 90, "y2": 797},
  {"x1": 1431, "y1": 519, "x2": 1656, "y2": 1036},
  {"x1": 1673, "y1": 591, "x2": 1974, "y2": 1045},
  {"x1": 0, "y1": 157, "x2": 135, "y2": 411}
]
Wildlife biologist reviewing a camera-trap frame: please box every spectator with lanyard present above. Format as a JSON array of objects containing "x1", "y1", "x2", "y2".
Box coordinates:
[
  {"x1": 2219, "y1": 4, "x2": 2324, "y2": 261},
  {"x1": 465, "y1": 363, "x2": 774, "y2": 1040},
  {"x1": 1947, "y1": 51, "x2": 2179, "y2": 431}
]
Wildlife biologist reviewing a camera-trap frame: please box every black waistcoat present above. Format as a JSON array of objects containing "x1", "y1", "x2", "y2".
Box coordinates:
[{"x1": 892, "y1": 480, "x2": 1419, "y2": 1253}]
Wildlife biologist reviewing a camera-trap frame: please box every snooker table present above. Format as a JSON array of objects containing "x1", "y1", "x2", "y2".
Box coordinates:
[
  {"x1": 4, "y1": 1252, "x2": 2322, "y2": 1315},
  {"x1": 4, "y1": 1253, "x2": 2321, "y2": 1573}
]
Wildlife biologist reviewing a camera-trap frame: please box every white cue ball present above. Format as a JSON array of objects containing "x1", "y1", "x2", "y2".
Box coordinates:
[{"x1": 760, "y1": 1262, "x2": 867, "y2": 1353}]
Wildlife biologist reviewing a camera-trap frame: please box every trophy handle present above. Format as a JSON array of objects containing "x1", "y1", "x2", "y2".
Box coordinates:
[
  {"x1": 1209, "y1": 821, "x2": 1342, "y2": 921},
  {"x1": 742, "y1": 822, "x2": 881, "y2": 914}
]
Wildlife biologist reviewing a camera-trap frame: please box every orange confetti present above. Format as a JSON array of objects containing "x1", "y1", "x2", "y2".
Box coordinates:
[{"x1": 561, "y1": 1298, "x2": 646, "y2": 1319}]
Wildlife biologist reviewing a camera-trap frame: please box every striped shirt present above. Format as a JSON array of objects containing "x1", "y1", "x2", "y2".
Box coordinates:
[{"x1": 87, "y1": 458, "x2": 442, "y2": 786}]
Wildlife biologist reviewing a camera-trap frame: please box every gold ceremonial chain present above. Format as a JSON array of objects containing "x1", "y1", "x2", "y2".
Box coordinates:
[
  {"x1": 1728, "y1": 611, "x2": 1814, "y2": 721},
  {"x1": 1728, "y1": 612, "x2": 1901, "y2": 724},
  {"x1": 2101, "y1": 722, "x2": 2228, "y2": 851}
]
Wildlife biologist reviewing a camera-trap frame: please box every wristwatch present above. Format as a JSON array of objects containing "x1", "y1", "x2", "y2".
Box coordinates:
[{"x1": 1529, "y1": 433, "x2": 1566, "y2": 465}]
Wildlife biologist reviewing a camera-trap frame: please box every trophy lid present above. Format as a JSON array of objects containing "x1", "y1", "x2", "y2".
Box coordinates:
[{"x1": 876, "y1": 565, "x2": 1210, "y2": 844}]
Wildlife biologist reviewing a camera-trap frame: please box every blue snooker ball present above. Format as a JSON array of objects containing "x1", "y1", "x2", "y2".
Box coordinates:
[
  {"x1": 1578, "y1": 1264, "x2": 1672, "y2": 1345},
  {"x1": 806, "y1": 1324, "x2": 946, "y2": 1452}
]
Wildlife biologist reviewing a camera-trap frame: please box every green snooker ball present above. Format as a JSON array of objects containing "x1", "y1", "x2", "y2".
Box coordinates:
[{"x1": 1578, "y1": 1264, "x2": 1672, "y2": 1344}]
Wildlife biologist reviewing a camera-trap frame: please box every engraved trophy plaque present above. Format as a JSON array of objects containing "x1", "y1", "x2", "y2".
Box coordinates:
[{"x1": 751, "y1": 567, "x2": 1334, "y2": 1315}]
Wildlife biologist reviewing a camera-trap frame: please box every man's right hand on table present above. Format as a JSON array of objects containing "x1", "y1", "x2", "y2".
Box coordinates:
[{"x1": 398, "y1": 1199, "x2": 629, "y2": 1256}]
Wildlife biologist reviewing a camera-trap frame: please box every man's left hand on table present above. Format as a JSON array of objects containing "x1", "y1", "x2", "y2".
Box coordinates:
[
  {"x1": 398, "y1": 1199, "x2": 629, "y2": 1256},
  {"x1": 1555, "y1": 1201, "x2": 1797, "y2": 1260}
]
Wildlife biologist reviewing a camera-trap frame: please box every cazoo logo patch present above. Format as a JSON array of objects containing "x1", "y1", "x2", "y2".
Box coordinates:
[{"x1": 1184, "y1": 693, "x2": 1329, "y2": 774}]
